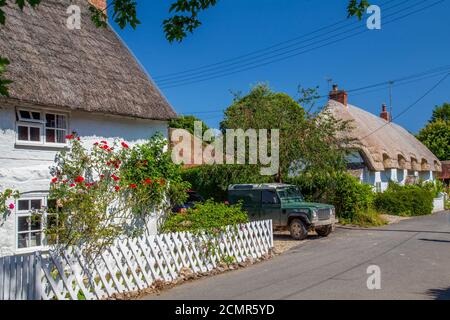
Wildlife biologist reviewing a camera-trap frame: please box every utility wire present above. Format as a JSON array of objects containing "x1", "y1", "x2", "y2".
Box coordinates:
[
  {"x1": 360, "y1": 72, "x2": 450, "y2": 140},
  {"x1": 154, "y1": 0, "x2": 400, "y2": 82},
  {"x1": 180, "y1": 65, "x2": 450, "y2": 115},
  {"x1": 159, "y1": 0, "x2": 444, "y2": 89}
]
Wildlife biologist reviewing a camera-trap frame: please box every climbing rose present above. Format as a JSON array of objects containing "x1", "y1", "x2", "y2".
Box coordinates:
[
  {"x1": 74, "y1": 176, "x2": 85, "y2": 184},
  {"x1": 70, "y1": 183, "x2": 76, "y2": 187},
  {"x1": 9, "y1": 203, "x2": 14, "y2": 210},
  {"x1": 115, "y1": 186, "x2": 120, "y2": 192},
  {"x1": 121, "y1": 142, "x2": 129, "y2": 149},
  {"x1": 51, "y1": 177, "x2": 58, "y2": 184},
  {"x1": 65, "y1": 134, "x2": 75, "y2": 140},
  {"x1": 130, "y1": 184, "x2": 137, "y2": 189},
  {"x1": 111, "y1": 174, "x2": 120, "y2": 182}
]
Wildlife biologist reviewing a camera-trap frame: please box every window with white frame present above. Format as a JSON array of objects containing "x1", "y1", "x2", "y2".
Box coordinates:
[
  {"x1": 16, "y1": 109, "x2": 68, "y2": 145},
  {"x1": 16, "y1": 198, "x2": 45, "y2": 250}
]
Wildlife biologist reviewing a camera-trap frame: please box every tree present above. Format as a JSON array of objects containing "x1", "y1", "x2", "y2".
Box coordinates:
[
  {"x1": 169, "y1": 115, "x2": 210, "y2": 137},
  {"x1": 220, "y1": 84, "x2": 354, "y2": 181},
  {"x1": 416, "y1": 103, "x2": 450, "y2": 161},
  {"x1": 0, "y1": 0, "x2": 370, "y2": 97},
  {"x1": 431, "y1": 102, "x2": 450, "y2": 122}
]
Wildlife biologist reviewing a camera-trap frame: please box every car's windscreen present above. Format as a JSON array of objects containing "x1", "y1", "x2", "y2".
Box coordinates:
[
  {"x1": 277, "y1": 187, "x2": 304, "y2": 201},
  {"x1": 187, "y1": 193, "x2": 204, "y2": 203}
]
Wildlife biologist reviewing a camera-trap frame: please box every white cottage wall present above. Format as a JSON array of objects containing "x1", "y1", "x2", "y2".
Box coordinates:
[{"x1": 0, "y1": 105, "x2": 170, "y2": 256}]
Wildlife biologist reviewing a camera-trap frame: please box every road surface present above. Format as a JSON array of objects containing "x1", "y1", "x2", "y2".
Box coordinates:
[{"x1": 142, "y1": 211, "x2": 450, "y2": 300}]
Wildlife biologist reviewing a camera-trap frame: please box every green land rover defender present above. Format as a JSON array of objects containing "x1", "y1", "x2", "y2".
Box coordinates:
[{"x1": 228, "y1": 184, "x2": 337, "y2": 240}]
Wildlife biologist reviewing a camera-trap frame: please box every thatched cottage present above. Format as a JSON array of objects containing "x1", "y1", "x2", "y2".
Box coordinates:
[
  {"x1": 0, "y1": 0, "x2": 177, "y2": 256},
  {"x1": 327, "y1": 85, "x2": 441, "y2": 192}
]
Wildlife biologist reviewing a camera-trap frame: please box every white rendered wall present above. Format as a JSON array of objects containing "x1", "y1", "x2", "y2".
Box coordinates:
[{"x1": 0, "y1": 105, "x2": 170, "y2": 256}]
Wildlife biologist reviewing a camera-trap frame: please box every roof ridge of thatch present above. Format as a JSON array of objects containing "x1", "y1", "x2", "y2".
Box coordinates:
[
  {"x1": 0, "y1": 0, "x2": 177, "y2": 120},
  {"x1": 326, "y1": 99, "x2": 441, "y2": 172}
]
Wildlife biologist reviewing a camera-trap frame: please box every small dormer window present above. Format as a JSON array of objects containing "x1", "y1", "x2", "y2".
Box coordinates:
[{"x1": 16, "y1": 109, "x2": 69, "y2": 146}]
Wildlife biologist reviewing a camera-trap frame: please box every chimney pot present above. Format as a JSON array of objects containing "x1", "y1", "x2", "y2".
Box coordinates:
[
  {"x1": 380, "y1": 103, "x2": 391, "y2": 122},
  {"x1": 89, "y1": 0, "x2": 107, "y2": 11},
  {"x1": 329, "y1": 84, "x2": 348, "y2": 106}
]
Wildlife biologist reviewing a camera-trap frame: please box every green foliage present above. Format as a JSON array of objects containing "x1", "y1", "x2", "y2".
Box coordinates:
[
  {"x1": 182, "y1": 164, "x2": 274, "y2": 201},
  {"x1": 374, "y1": 183, "x2": 434, "y2": 216},
  {"x1": 347, "y1": 0, "x2": 370, "y2": 19},
  {"x1": 0, "y1": 57, "x2": 12, "y2": 96},
  {"x1": 220, "y1": 84, "x2": 353, "y2": 181},
  {"x1": 340, "y1": 207, "x2": 387, "y2": 227},
  {"x1": 161, "y1": 200, "x2": 248, "y2": 233},
  {"x1": 287, "y1": 172, "x2": 374, "y2": 222},
  {"x1": 431, "y1": 102, "x2": 450, "y2": 122},
  {"x1": 169, "y1": 115, "x2": 210, "y2": 137},
  {"x1": 417, "y1": 120, "x2": 450, "y2": 161},
  {"x1": 47, "y1": 133, "x2": 187, "y2": 259},
  {"x1": 120, "y1": 133, "x2": 190, "y2": 211}
]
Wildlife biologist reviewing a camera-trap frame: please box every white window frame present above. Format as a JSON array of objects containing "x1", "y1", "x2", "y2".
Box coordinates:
[
  {"x1": 15, "y1": 108, "x2": 69, "y2": 148},
  {"x1": 14, "y1": 195, "x2": 48, "y2": 253}
]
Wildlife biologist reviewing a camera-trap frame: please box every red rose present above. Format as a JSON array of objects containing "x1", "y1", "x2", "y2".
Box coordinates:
[
  {"x1": 121, "y1": 142, "x2": 129, "y2": 149},
  {"x1": 111, "y1": 174, "x2": 120, "y2": 182},
  {"x1": 115, "y1": 186, "x2": 120, "y2": 192},
  {"x1": 65, "y1": 134, "x2": 75, "y2": 140},
  {"x1": 74, "y1": 176, "x2": 85, "y2": 183},
  {"x1": 70, "y1": 183, "x2": 76, "y2": 187},
  {"x1": 130, "y1": 184, "x2": 137, "y2": 189},
  {"x1": 51, "y1": 177, "x2": 58, "y2": 184},
  {"x1": 9, "y1": 203, "x2": 14, "y2": 210},
  {"x1": 101, "y1": 140, "x2": 107, "y2": 144},
  {"x1": 144, "y1": 178, "x2": 152, "y2": 185}
]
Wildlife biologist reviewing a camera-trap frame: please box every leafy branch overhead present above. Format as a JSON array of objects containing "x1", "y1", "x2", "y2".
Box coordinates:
[{"x1": 0, "y1": 0, "x2": 370, "y2": 97}]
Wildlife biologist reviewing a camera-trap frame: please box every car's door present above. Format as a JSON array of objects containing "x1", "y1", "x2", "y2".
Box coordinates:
[
  {"x1": 260, "y1": 189, "x2": 281, "y2": 226},
  {"x1": 229, "y1": 190, "x2": 261, "y2": 221}
]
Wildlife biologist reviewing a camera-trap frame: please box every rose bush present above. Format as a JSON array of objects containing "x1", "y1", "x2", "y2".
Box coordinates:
[
  {"x1": 46, "y1": 133, "x2": 189, "y2": 259},
  {"x1": 0, "y1": 188, "x2": 19, "y2": 225}
]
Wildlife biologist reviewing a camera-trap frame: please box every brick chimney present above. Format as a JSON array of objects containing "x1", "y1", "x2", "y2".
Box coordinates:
[
  {"x1": 88, "y1": 0, "x2": 107, "y2": 11},
  {"x1": 329, "y1": 84, "x2": 348, "y2": 106},
  {"x1": 380, "y1": 103, "x2": 391, "y2": 122}
]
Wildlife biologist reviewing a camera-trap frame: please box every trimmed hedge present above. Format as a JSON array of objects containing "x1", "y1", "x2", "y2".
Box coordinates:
[{"x1": 373, "y1": 184, "x2": 434, "y2": 216}]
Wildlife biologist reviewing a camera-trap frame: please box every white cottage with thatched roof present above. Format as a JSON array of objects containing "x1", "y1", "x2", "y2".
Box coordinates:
[
  {"x1": 0, "y1": 0, "x2": 177, "y2": 256},
  {"x1": 326, "y1": 85, "x2": 442, "y2": 192}
]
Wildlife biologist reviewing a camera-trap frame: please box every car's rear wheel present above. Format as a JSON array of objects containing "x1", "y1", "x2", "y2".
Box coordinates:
[
  {"x1": 316, "y1": 225, "x2": 333, "y2": 237},
  {"x1": 289, "y1": 219, "x2": 308, "y2": 240}
]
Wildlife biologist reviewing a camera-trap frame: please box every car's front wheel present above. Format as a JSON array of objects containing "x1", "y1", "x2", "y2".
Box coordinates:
[
  {"x1": 289, "y1": 219, "x2": 308, "y2": 240},
  {"x1": 316, "y1": 225, "x2": 333, "y2": 237}
]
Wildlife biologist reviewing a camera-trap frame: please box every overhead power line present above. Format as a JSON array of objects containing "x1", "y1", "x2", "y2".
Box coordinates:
[
  {"x1": 158, "y1": 0, "x2": 444, "y2": 89},
  {"x1": 179, "y1": 65, "x2": 450, "y2": 115}
]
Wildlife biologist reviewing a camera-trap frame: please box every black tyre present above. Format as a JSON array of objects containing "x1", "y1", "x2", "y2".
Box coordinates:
[
  {"x1": 289, "y1": 219, "x2": 308, "y2": 240},
  {"x1": 316, "y1": 225, "x2": 333, "y2": 237}
]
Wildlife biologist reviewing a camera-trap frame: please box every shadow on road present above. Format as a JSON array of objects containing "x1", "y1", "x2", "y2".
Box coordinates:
[
  {"x1": 418, "y1": 238, "x2": 450, "y2": 243},
  {"x1": 337, "y1": 226, "x2": 450, "y2": 235},
  {"x1": 426, "y1": 287, "x2": 450, "y2": 300}
]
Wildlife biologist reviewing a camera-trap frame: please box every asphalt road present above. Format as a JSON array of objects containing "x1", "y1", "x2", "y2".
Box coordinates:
[{"x1": 143, "y1": 211, "x2": 450, "y2": 300}]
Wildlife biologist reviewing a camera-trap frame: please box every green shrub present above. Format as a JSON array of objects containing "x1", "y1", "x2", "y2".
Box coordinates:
[
  {"x1": 340, "y1": 208, "x2": 387, "y2": 227},
  {"x1": 374, "y1": 183, "x2": 434, "y2": 216},
  {"x1": 161, "y1": 200, "x2": 249, "y2": 233},
  {"x1": 287, "y1": 172, "x2": 374, "y2": 221},
  {"x1": 182, "y1": 165, "x2": 274, "y2": 201}
]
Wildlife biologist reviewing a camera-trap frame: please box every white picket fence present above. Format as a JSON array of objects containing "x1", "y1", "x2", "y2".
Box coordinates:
[
  {"x1": 0, "y1": 253, "x2": 41, "y2": 300},
  {"x1": 1, "y1": 220, "x2": 273, "y2": 300}
]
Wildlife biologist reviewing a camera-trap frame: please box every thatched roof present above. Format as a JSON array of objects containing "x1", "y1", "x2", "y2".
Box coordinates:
[
  {"x1": 326, "y1": 99, "x2": 442, "y2": 172},
  {"x1": 0, "y1": 0, "x2": 177, "y2": 120}
]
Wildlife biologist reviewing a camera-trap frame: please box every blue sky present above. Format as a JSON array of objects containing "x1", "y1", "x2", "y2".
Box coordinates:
[{"x1": 112, "y1": 0, "x2": 450, "y2": 134}]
